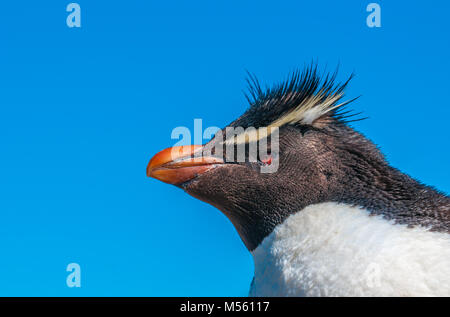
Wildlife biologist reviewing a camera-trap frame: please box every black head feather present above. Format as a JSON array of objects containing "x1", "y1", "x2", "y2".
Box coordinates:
[{"x1": 231, "y1": 64, "x2": 363, "y2": 129}]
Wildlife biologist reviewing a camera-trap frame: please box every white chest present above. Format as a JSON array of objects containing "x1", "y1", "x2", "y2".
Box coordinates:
[{"x1": 250, "y1": 202, "x2": 450, "y2": 296}]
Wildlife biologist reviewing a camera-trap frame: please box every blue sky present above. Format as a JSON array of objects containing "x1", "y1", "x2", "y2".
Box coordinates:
[{"x1": 1, "y1": 1, "x2": 449, "y2": 296}]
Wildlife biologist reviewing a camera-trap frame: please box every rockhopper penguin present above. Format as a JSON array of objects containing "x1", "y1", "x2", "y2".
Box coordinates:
[{"x1": 147, "y1": 65, "x2": 450, "y2": 296}]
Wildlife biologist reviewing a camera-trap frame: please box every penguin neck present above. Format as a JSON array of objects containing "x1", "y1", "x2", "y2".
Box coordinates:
[
  {"x1": 238, "y1": 161, "x2": 449, "y2": 252},
  {"x1": 331, "y1": 161, "x2": 450, "y2": 233},
  {"x1": 249, "y1": 202, "x2": 450, "y2": 296}
]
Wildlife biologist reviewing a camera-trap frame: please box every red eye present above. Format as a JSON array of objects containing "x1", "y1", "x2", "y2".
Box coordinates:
[{"x1": 260, "y1": 155, "x2": 272, "y2": 165}]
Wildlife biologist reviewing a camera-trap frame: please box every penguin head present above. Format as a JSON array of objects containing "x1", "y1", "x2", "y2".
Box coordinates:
[{"x1": 147, "y1": 65, "x2": 384, "y2": 250}]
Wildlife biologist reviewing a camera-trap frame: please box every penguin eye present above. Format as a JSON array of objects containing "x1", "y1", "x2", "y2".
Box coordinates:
[{"x1": 258, "y1": 153, "x2": 273, "y2": 166}]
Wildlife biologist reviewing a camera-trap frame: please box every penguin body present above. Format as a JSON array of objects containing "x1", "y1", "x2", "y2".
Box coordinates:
[{"x1": 250, "y1": 202, "x2": 450, "y2": 296}]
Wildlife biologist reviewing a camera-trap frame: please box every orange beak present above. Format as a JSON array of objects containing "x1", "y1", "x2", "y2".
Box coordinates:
[{"x1": 146, "y1": 145, "x2": 224, "y2": 185}]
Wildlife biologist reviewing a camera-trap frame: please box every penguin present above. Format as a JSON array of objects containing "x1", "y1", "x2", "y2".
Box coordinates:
[{"x1": 146, "y1": 65, "x2": 450, "y2": 296}]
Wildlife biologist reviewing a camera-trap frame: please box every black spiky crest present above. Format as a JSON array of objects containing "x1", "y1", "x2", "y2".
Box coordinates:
[{"x1": 230, "y1": 64, "x2": 363, "y2": 129}]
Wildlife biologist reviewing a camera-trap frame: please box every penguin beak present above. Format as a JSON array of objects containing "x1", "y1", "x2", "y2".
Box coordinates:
[{"x1": 147, "y1": 145, "x2": 224, "y2": 185}]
